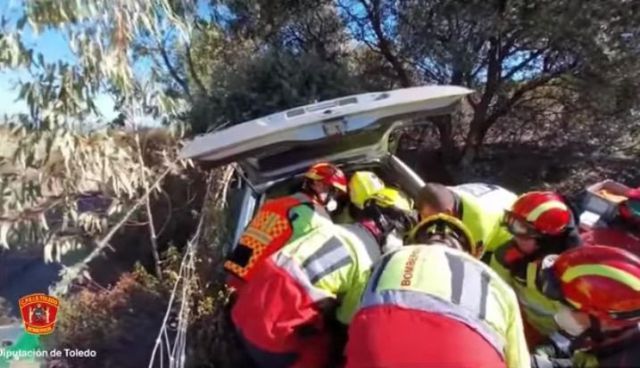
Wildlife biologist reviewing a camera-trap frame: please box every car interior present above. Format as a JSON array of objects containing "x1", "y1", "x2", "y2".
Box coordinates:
[{"x1": 222, "y1": 154, "x2": 425, "y2": 255}]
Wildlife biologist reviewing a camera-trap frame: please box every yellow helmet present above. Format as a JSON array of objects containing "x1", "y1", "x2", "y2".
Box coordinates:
[
  {"x1": 408, "y1": 213, "x2": 480, "y2": 257},
  {"x1": 364, "y1": 187, "x2": 414, "y2": 212},
  {"x1": 362, "y1": 187, "x2": 417, "y2": 236},
  {"x1": 349, "y1": 171, "x2": 386, "y2": 209}
]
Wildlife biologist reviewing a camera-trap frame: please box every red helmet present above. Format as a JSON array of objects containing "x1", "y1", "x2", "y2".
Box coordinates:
[
  {"x1": 304, "y1": 162, "x2": 348, "y2": 194},
  {"x1": 505, "y1": 191, "x2": 571, "y2": 237},
  {"x1": 552, "y1": 245, "x2": 640, "y2": 325}
]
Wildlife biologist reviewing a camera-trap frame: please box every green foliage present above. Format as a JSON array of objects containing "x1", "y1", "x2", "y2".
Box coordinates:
[
  {"x1": 44, "y1": 263, "x2": 170, "y2": 368},
  {"x1": 0, "y1": 126, "x2": 189, "y2": 259},
  {"x1": 189, "y1": 48, "x2": 366, "y2": 133},
  {"x1": 43, "y1": 249, "x2": 249, "y2": 368},
  {"x1": 0, "y1": 0, "x2": 199, "y2": 127}
]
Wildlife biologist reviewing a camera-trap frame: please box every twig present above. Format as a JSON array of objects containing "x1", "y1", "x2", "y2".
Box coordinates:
[
  {"x1": 136, "y1": 133, "x2": 163, "y2": 279},
  {"x1": 50, "y1": 164, "x2": 175, "y2": 296},
  {"x1": 147, "y1": 171, "x2": 215, "y2": 368},
  {"x1": 156, "y1": 189, "x2": 174, "y2": 239}
]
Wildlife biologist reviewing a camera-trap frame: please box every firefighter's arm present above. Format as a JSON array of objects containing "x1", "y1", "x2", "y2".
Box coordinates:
[
  {"x1": 489, "y1": 250, "x2": 515, "y2": 287},
  {"x1": 505, "y1": 293, "x2": 532, "y2": 368},
  {"x1": 334, "y1": 264, "x2": 372, "y2": 325}
]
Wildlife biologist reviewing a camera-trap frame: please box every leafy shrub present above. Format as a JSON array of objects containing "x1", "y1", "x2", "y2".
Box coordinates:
[{"x1": 43, "y1": 248, "x2": 250, "y2": 368}]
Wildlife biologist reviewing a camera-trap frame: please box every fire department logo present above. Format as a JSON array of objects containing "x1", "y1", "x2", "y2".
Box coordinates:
[{"x1": 18, "y1": 293, "x2": 59, "y2": 335}]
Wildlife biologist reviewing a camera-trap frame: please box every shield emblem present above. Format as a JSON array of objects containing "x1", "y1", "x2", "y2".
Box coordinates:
[{"x1": 18, "y1": 293, "x2": 60, "y2": 335}]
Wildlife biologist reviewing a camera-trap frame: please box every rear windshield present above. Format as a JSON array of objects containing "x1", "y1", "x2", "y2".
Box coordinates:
[{"x1": 255, "y1": 124, "x2": 389, "y2": 173}]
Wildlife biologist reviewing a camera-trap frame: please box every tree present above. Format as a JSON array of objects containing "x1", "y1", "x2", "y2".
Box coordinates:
[
  {"x1": 187, "y1": 0, "x2": 378, "y2": 132},
  {"x1": 0, "y1": 0, "x2": 202, "y2": 127},
  {"x1": 339, "y1": 0, "x2": 640, "y2": 165}
]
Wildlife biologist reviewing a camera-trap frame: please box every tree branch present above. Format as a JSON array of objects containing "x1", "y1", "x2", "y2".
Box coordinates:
[
  {"x1": 474, "y1": 36, "x2": 503, "y2": 116},
  {"x1": 135, "y1": 133, "x2": 162, "y2": 279},
  {"x1": 185, "y1": 43, "x2": 207, "y2": 95},
  {"x1": 485, "y1": 62, "x2": 578, "y2": 127},
  {"x1": 502, "y1": 49, "x2": 546, "y2": 81},
  {"x1": 360, "y1": 0, "x2": 412, "y2": 87},
  {"x1": 158, "y1": 37, "x2": 191, "y2": 100}
]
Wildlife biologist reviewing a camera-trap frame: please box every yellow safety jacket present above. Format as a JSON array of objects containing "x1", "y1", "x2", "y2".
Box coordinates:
[
  {"x1": 450, "y1": 183, "x2": 517, "y2": 253},
  {"x1": 490, "y1": 246, "x2": 564, "y2": 338},
  {"x1": 359, "y1": 245, "x2": 531, "y2": 368},
  {"x1": 274, "y1": 222, "x2": 382, "y2": 324}
]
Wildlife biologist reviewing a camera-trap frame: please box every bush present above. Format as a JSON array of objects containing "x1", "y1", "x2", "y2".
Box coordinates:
[
  {"x1": 43, "y1": 264, "x2": 169, "y2": 368},
  {"x1": 43, "y1": 248, "x2": 251, "y2": 368}
]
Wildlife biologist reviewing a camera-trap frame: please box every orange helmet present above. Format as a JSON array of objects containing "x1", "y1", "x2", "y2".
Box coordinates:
[
  {"x1": 304, "y1": 162, "x2": 348, "y2": 194},
  {"x1": 504, "y1": 191, "x2": 571, "y2": 237},
  {"x1": 549, "y1": 245, "x2": 640, "y2": 326}
]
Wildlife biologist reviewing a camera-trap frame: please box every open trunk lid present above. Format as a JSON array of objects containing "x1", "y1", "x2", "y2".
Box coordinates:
[{"x1": 180, "y1": 85, "x2": 472, "y2": 180}]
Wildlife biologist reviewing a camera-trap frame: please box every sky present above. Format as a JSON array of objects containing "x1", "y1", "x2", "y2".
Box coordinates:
[{"x1": 0, "y1": 0, "x2": 123, "y2": 122}]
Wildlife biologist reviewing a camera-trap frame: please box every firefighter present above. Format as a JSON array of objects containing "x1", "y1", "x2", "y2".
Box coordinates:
[
  {"x1": 415, "y1": 182, "x2": 517, "y2": 261},
  {"x1": 533, "y1": 245, "x2": 640, "y2": 368},
  {"x1": 490, "y1": 191, "x2": 583, "y2": 347},
  {"x1": 344, "y1": 213, "x2": 530, "y2": 368},
  {"x1": 231, "y1": 187, "x2": 416, "y2": 368},
  {"x1": 224, "y1": 162, "x2": 348, "y2": 291}
]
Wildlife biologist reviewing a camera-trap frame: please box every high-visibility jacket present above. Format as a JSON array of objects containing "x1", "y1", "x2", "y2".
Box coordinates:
[
  {"x1": 224, "y1": 192, "x2": 332, "y2": 287},
  {"x1": 450, "y1": 183, "x2": 517, "y2": 253},
  {"x1": 350, "y1": 245, "x2": 530, "y2": 368},
  {"x1": 490, "y1": 244, "x2": 565, "y2": 339},
  {"x1": 231, "y1": 222, "x2": 381, "y2": 368}
]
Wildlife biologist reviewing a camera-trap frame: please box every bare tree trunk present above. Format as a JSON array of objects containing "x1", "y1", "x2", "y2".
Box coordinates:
[
  {"x1": 433, "y1": 115, "x2": 458, "y2": 163},
  {"x1": 460, "y1": 119, "x2": 486, "y2": 168}
]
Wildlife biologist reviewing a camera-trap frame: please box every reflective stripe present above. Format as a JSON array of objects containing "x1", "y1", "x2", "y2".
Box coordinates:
[
  {"x1": 360, "y1": 288, "x2": 505, "y2": 357},
  {"x1": 526, "y1": 262, "x2": 539, "y2": 289},
  {"x1": 479, "y1": 271, "x2": 490, "y2": 320},
  {"x1": 341, "y1": 223, "x2": 379, "y2": 264},
  {"x1": 301, "y1": 236, "x2": 352, "y2": 284},
  {"x1": 561, "y1": 264, "x2": 640, "y2": 291},
  {"x1": 264, "y1": 212, "x2": 279, "y2": 231},
  {"x1": 274, "y1": 252, "x2": 334, "y2": 302},
  {"x1": 445, "y1": 252, "x2": 491, "y2": 320},
  {"x1": 368, "y1": 253, "x2": 395, "y2": 293},
  {"x1": 526, "y1": 201, "x2": 567, "y2": 222},
  {"x1": 447, "y1": 253, "x2": 464, "y2": 304},
  {"x1": 243, "y1": 227, "x2": 272, "y2": 244}
]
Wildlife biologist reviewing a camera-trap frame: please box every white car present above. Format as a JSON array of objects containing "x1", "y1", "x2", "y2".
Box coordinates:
[{"x1": 180, "y1": 85, "x2": 472, "y2": 254}]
